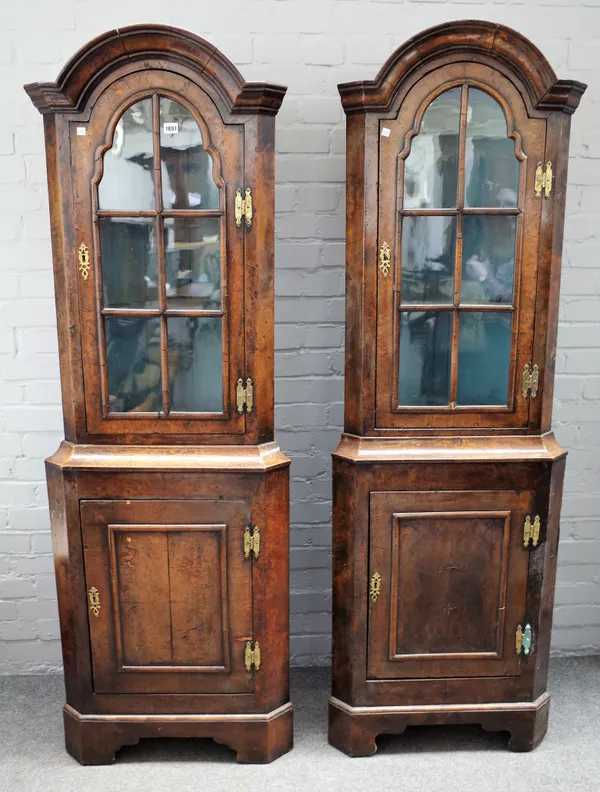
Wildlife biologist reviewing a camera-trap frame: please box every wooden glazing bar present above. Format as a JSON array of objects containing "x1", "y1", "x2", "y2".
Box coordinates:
[
  {"x1": 164, "y1": 308, "x2": 225, "y2": 318},
  {"x1": 397, "y1": 304, "x2": 454, "y2": 312},
  {"x1": 162, "y1": 210, "x2": 224, "y2": 218},
  {"x1": 450, "y1": 83, "x2": 471, "y2": 407},
  {"x1": 101, "y1": 307, "x2": 162, "y2": 317},
  {"x1": 153, "y1": 94, "x2": 163, "y2": 213},
  {"x1": 462, "y1": 207, "x2": 521, "y2": 216},
  {"x1": 400, "y1": 208, "x2": 458, "y2": 216},
  {"x1": 457, "y1": 304, "x2": 515, "y2": 312},
  {"x1": 160, "y1": 315, "x2": 170, "y2": 415},
  {"x1": 96, "y1": 210, "x2": 158, "y2": 218}
]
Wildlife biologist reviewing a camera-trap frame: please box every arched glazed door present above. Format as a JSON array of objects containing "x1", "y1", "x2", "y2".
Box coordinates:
[
  {"x1": 73, "y1": 72, "x2": 246, "y2": 438},
  {"x1": 375, "y1": 65, "x2": 546, "y2": 431}
]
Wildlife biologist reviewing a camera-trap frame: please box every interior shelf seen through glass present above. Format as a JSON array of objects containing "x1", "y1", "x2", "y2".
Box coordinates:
[
  {"x1": 97, "y1": 96, "x2": 224, "y2": 415},
  {"x1": 398, "y1": 85, "x2": 520, "y2": 409}
]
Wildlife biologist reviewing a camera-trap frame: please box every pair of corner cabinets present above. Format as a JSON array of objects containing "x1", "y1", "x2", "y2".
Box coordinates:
[{"x1": 25, "y1": 21, "x2": 585, "y2": 764}]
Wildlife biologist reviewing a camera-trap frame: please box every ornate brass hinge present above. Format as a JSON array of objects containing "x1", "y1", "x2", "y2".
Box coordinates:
[
  {"x1": 522, "y1": 363, "x2": 540, "y2": 399},
  {"x1": 523, "y1": 515, "x2": 541, "y2": 548},
  {"x1": 236, "y1": 377, "x2": 254, "y2": 414},
  {"x1": 78, "y1": 243, "x2": 91, "y2": 280},
  {"x1": 244, "y1": 640, "x2": 261, "y2": 672},
  {"x1": 87, "y1": 586, "x2": 100, "y2": 617},
  {"x1": 370, "y1": 572, "x2": 381, "y2": 602},
  {"x1": 516, "y1": 623, "x2": 532, "y2": 656},
  {"x1": 379, "y1": 241, "x2": 391, "y2": 278},
  {"x1": 235, "y1": 187, "x2": 253, "y2": 228},
  {"x1": 244, "y1": 525, "x2": 260, "y2": 560},
  {"x1": 534, "y1": 161, "x2": 553, "y2": 199}
]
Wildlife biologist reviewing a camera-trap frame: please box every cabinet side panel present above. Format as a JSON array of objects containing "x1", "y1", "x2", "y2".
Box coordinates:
[
  {"x1": 43, "y1": 115, "x2": 84, "y2": 440},
  {"x1": 332, "y1": 458, "x2": 363, "y2": 701},
  {"x1": 344, "y1": 115, "x2": 378, "y2": 435},
  {"x1": 244, "y1": 114, "x2": 276, "y2": 444},
  {"x1": 533, "y1": 114, "x2": 572, "y2": 433},
  {"x1": 533, "y1": 456, "x2": 566, "y2": 698},
  {"x1": 251, "y1": 465, "x2": 291, "y2": 710},
  {"x1": 46, "y1": 463, "x2": 92, "y2": 709}
]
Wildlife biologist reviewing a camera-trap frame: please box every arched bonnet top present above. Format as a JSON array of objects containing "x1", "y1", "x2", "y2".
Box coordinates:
[
  {"x1": 338, "y1": 20, "x2": 586, "y2": 116},
  {"x1": 24, "y1": 24, "x2": 287, "y2": 117}
]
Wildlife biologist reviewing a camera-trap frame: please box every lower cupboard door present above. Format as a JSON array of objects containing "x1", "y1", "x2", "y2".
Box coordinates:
[
  {"x1": 81, "y1": 499, "x2": 254, "y2": 694},
  {"x1": 367, "y1": 490, "x2": 533, "y2": 680}
]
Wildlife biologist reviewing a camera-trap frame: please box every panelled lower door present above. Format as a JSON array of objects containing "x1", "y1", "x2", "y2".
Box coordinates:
[
  {"x1": 368, "y1": 490, "x2": 533, "y2": 679},
  {"x1": 81, "y1": 499, "x2": 254, "y2": 694}
]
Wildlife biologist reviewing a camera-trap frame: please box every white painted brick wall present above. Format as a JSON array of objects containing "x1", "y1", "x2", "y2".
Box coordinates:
[{"x1": 0, "y1": 0, "x2": 599, "y2": 673}]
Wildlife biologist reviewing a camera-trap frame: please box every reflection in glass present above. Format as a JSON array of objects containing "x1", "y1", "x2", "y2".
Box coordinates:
[
  {"x1": 457, "y1": 312, "x2": 511, "y2": 405},
  {"x1": 164, "y1": 218, "x2": 221, "y2": 310},
  {"x1": 401, "y1": 216, "x2": 456, "y2": 304},
  {"x1": 465, "y1": 88, "x2": 519, "y2": 208},
  {"x1": 100, "y1": 218, "x2": 159, "y2": 308},
  {"x1": 398, "y1": 311, "x2": 451, "y2": 406},
  {"x1": 105, "y1": 317, "x2": 162, "y2": 413},
  {"x1": 98, "y1": 99, "x2": 155, "y2": 211},
  {"x1": 168, "y1": 318, "x2": 223, "y2": 412},
  {"x1": 160, "y1": 98, "x2": 219, "y2": 210},
  {"x1": 404, "y1": 87, "x2": 461, "y2": 209},
  {"x1": 461, "y1": 215, "x2": 516, "y2": 305}
]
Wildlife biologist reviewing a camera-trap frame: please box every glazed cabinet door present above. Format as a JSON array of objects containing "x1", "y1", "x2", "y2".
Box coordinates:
[
  {"x1": 367, "y1": 490, "x2": 534, "y2": 679},
  {"x1": 71, "y1": 71, "x2": 248, "y2": 439},
  {"x1": 376, "y1": 65, "x2": 547, "y2": 431},
  {"x1": 81, "y1": 499, "x2": 255, "y2": 695}
]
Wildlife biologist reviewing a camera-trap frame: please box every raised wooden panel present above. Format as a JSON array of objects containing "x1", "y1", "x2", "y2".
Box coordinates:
[
  {"x1": 82, "y1": 499, "x2": 253, "y2": 695},
  {"x1": 368, "y1": 490, "x2": 533, "y2": 679},
  {"x1": 390, "y1": 512, "x2": 510, "y2": 657},
  {"x1": 109, "y1": 525, "x2": 230, "y2": 671}
]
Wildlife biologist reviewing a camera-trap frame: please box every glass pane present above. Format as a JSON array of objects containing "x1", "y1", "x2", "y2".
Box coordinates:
[
  {"x1": 99, "y1": 218, "x2": 159, "y2": 308},
  {"x1": 465, "y1": 88, "x2": 519, "y2": 208},
  {"x1": 105, "y1": 317, "x2": 162, "y2": 413},
  {"x1": 168, "y1": 317, "x2": 223, "y2": 412},
  {"x1": 457, "y1": 312, "x2": 512, "y2": 405},
  {"x1": 461, "y1": 215, "x2": 516, "y2": 305},
  {"x1": 160, "y1": 98, "x2": 219, "y2": 210},
  {"x1": 401, "y1": 216, "x2": 456, "y2": 304},
  {"x1": 164, "y1": 217, "x2": 221, "y2": 310},
  {"x1": 98, "y1": 99, "x2": 155, "y2": 211},
  {"x1": 404, "y1": 87, "x2": 461, "y2": 209},
  {"x1": 398, "y1": 311, "x2": 451, "y2": 406}
]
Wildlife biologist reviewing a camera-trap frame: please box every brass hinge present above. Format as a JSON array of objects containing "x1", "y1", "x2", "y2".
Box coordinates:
[
  {"x1": 78, "y1": 243, "x2": 91, "y2": 280},
  {"x1": 370, "y1": 572, "x2": 382, "y2": 602},
  {"x1": 87, "y1": 586, "x2": 100, "y2": 617},
  {"x1": 244, "y1": 640, "x2": 261, "y2": 671},
  {"x1": 244, "y1": 525, "x2": 260, "y2": 560},
  {"x1": 236, "y1": 377, "x2": 254, "y2": 414},
  {"x1": 235, "y1": 187, "x2": 253, "y2": 228},
  {"x1": 379, "y1": 241, "x2": 391, "y2": 277},
  {"x1": 516, "y1": 623, "x2": 532, "y2": 656},
  {"x1": 523, "y1": 515, "x2": 541, "y2": 548},
  {"x1": 534, "y1": 161, "x2": 553, "y2": 199},
  {"x1": 522, "y1": 363, "x2": 540, "y2": 399}
]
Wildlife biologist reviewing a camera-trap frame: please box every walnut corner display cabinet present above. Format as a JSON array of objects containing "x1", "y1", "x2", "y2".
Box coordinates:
[
  {"x1": 329, "y1": 21, "x2": 586, "y2": 756},
  {"x1": 25, "y1": 25, "x2": 291, "y2": 765}
]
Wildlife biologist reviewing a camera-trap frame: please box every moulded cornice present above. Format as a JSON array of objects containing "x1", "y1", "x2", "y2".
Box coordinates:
[
  {"x1": 338, "y1": 20, "x2": 586, "y2": 115},
  {"x1": 46, "y1": 441, "x2": 291, "y2": 473},
  {"x1": 24, "y1": 24, "x2": 286, "y2": 116}
]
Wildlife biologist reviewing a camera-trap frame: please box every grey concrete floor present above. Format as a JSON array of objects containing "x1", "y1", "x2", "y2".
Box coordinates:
[{"x1": 1, "y1": 657, "x2": 599, "y2": 792}]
